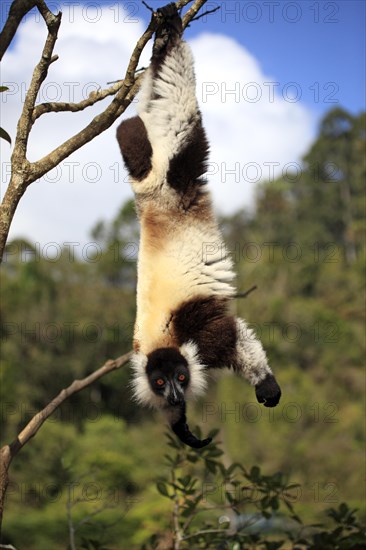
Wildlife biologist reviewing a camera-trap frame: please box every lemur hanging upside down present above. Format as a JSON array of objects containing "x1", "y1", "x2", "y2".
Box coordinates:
[{"x1": 117, "y1": 3, "x2": 281, "y2": 448}]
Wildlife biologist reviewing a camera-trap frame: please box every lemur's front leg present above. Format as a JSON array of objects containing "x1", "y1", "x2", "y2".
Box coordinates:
[{"x1": 234, "y1": 318, "x2": 281, "y2": 407}]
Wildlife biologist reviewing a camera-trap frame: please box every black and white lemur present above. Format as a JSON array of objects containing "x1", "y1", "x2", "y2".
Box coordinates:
[{"x1": 117, "y1": 3, "x2": 281, "y2": 448}]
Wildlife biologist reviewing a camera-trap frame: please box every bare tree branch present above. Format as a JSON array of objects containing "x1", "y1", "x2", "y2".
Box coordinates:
[
  {"x1": 18, "y1": 352, "x2": 132, "y2": 448},
  {"x1": 11, "y1": 11, "x2": 61, "y2": 167},
  {"x1": 0, "y1": 0, "x2": 213, "y2": 529},
  {"x1": 0, "y1": 0, "x2": 38, "y2": 60},
  {"x1": 0, "y1": 352, "x2": 132, "y2": 529},
  {"x1": 28, "y1": 75, "x2": 143, "y2": 181},
  {"x1": 0, "y1": 0, "x2": 59, "y2": 60},
  {"x1": 0, "y1": 0, "x2": 211, "y2": 261},
  {"x1": 32, "y1": 81, "x2": 124, "y2": 121},
  {"x1": 0, "y1": 3, "x2": 62, "y2": 262},
  {"x1": 141, "y1": 0, "x2": 155, "y2": 13},
  {"x1": 181, "y1": 0, "x2": 209, "y2": 27},
  {"x1": 189, "y1": 5, "x2": 221, "y2": 23},
  {"x1": 235, "y1": 285, "x2": 258, "y2": 299}
]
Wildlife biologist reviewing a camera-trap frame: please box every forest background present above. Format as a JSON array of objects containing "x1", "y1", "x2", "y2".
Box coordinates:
[
  {"x1": 1, "y1": 103, "x2": 365, "y2": 547},
  {"x1": 0, "y1": 0, "x2": 365, "y2": 550}
]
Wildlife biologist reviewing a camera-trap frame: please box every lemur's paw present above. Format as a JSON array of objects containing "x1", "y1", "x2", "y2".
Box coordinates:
[
  {"x1": 157, "y1": 3, "x2": 179, "y2": 20},
  {"x1": 154, "y1": 3, "x2": 182, "y2": 55},
  {"x1": 157, "y1": 2, "x2": 182, "y2": 25},
  {"x1": 255, "y1": 374, "x2": 281, "y2": 407}
]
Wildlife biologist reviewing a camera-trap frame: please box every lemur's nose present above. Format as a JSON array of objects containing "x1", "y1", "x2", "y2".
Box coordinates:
[{"x1": 167, "y1": 392, "x2": 183, "y2": 406}]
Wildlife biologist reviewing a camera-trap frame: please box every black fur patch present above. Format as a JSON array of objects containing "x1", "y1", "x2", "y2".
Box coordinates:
[
  {"x1": 255, "y1": 374, "x2": 281, "y2": 407},
  {"x1": 172, "y1": 296, "x2": 237, "y2": 370},
  {"x1": 171, "y1": 402, "x2": 212, "y2": 448},
  {"x1": 116, "y1": 116, "x2": 152, "y2": 181},
  {"x1": 146, "y1": 347, "x2": 187, "y2": 376},
  {"x1": 167, "y1": 119, "x2": 210, "y2": 208}
]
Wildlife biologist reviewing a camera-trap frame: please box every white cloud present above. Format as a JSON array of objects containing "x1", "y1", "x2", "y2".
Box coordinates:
[
  {"x1": 0, "y1": 5, "x2": 315, "y2": 249},
  {"x1": 191, "y1": 33, "x2": 315, "y2": 214}
]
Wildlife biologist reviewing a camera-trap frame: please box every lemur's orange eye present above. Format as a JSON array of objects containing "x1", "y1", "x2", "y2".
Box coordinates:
[
  {"x1": 178, "y1": 374, "x2": 186, "y2": 382},
  {"x1": 156, "y1": 378, "x2": 165, "y2": 386}
]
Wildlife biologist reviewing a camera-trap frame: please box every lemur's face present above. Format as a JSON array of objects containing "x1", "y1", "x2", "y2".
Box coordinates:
[{"x1": 146, "y1": 348, "x2": 190, "y2": 407}]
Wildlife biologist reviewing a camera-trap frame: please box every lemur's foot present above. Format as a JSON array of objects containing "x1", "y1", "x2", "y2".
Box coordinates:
[
  {"x1": 157, "y1": 2, "x2": 179, "y2": 19},
  {"x1": 255, "y1": 374, "x2": 281, "y2": 407},
  {"x1": 153, "y1": 3, "x2": 182, "y2": 57}
]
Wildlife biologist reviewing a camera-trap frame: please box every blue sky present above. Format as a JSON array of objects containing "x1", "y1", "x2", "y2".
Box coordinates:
[
  {"x1": 1, "y1": 0, "x2": 365, "y2": 120},
  {"x1": 120, "y1": 0, "x2": 365, "y2": 118},
  {"x1": 0, "y1": 0, "x2": 365, "y2": 246}
]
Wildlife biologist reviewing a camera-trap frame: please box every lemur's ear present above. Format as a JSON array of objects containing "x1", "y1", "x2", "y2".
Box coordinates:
[{"x1": 171, "y1": 402, "x2": 212, "y2": 449}]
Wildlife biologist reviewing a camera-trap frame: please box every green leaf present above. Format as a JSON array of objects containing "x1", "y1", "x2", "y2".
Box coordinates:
[
  {"x1": 0, "y1": 127, "x2": 11, "y2": 145},
  {"x1": 187, "y1": 453, "x2": 198, "y2": 463},
  {"x1": 225, "y1": 491, "x2": 236, "y2": 504},
  {"x1": 165, "y1": 431, "x2": 179, "y2": 447},
  {"x1": 249, "y1": 465, "x2": 260, "y2": 482},
  {"x1": 0, "y1": 86, "x2": 9, "y2": 93},
  {"x1": 205, "y1": 459, "x2": 218, "y2": 474},
  {"x1": 181, "y1": 499, "x2": 199, "y2": 517},
  {"x1": 269, "y1": 496, "x2": 279, "y2": 510},
  {"x1": 227, "y1": 462, "x2": 245, "y2": 476},
  {"x1": 207, "y1": 427, "x2": 220, "y2": 439},
  {"x1": 207, "y1": 448, "x2": 224, "y2": 458},
  {"x1": 290, "y1": 513, "x2": 303, "y2": 524},
  {"x1": 178, "y1": 475, "x2": 191, "y2": 487},
  {"x1": 156, "y1": 481, "x2": 170, "y2": 498}
]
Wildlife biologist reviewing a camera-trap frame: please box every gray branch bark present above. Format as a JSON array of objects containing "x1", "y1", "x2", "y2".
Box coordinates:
[
  {"x1": 0, "y1": 0, "x2": 208, "y2": 261},
  {"x1": 0, "y1": 352, "x2": 132, "y2": 531}
]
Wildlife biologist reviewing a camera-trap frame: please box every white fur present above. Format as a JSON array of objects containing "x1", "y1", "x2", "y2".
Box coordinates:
[
  {"x1": 135, "y1": 222, "x2": 235, "y2": 354},
  {"x1": 129, "y1": 353, "x2": 158, "y2": 407},
  {"x1": 235, "y1": 319, "x2": 272, "y2": 386},
  {"x1": 138, "y1": 41, "x2": 198, "y2": 165},
  {"x1": 133, "y1": 40, "x2": 235, "y2": 354},
  {"x1": 180, "y1": 341, "x2": 208, "y2": 398},
  {"x1": 134, "y1": 41, "x2": 199, "y2": 196}
]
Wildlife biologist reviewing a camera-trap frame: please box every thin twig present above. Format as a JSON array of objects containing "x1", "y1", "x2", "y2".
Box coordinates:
[
  {"x1": 190, "y1": 5, "x2": 221, "y2": 23},
  {"x1": 32, "y1": 80, "x2": 124, "y2": 121},
  {"x1": 171, "y1": 460, "x2": 183, "y2": 550},
  {"x1": 0, "y1": 0, "x2": 211, "y2": 260},
  {"x1": 11, "y1": 8, "x2": 61, "y2": 165},
  {"x1": 141, "y1": 0, "x2": 154, "y2": 13},
  {"x1": 0, "y1": 0, "x2": 37, "y2": 60},
  {"x1": 182, "y1": 527, "x2": 231, "y2": 541},
  {"x1": 66, "y1": 483, "x2": 77, "y2": 550},
  {"x1": 16, "y1": 352, "x2": 132, "y2": 450},
  {"x1": 181, "y1": 0, "x2": 208, "y2": 28},
  {"x1": 235, "y1": 285, "x2": 258, "y2": 299}
]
